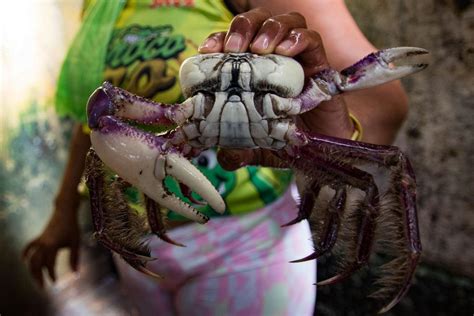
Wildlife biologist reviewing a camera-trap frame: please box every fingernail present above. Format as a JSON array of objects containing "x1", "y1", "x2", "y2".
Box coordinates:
[
  {"x1": 277, "y1": 39, "x2": 294, "y2": 51},
  {"x1": 198, "y1": 37, "x2": 217, "y2": 52},
  {"x1": 225, "y1": 33, "x2": 243, "y2": 52},
  {"x1": 252, "y1": 35, "x2": 270, "y2": 51}
]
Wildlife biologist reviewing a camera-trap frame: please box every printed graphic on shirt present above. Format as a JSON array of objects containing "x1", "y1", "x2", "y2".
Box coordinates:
[
  {"x1": 150, "y1": 0, "x2": 195, "y2": 8},
  {"x1": 104, "y1": 24, "x2": 187, "y2": 101}
]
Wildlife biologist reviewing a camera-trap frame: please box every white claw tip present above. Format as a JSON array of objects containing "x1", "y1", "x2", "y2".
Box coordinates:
[{"x1": 162, "y1": 153, "x2": 226, "y2": 219}]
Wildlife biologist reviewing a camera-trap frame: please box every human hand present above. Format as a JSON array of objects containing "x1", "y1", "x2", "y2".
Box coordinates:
[
  {"x1": 198, "y1": 8, "x2": 355, "y2": 170},
  {"x1": 22, "y1": 202, "x2": 80, "y2": 288}
]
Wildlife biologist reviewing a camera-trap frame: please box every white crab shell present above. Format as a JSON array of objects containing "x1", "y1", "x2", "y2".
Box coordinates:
[
  {"x1": 179, "y1": 53, "x2": 305, "y2": 98},
  {"x1": 178, "y1": 53, "x2": 305, "y2": 149}
]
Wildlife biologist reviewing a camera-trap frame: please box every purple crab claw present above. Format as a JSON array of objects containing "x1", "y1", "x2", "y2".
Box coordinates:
[
  {"x1": 89, "y1": 118, "x2": 225, "y2": 223},
  {"x1": 336, "y1": 47, "x2": 429, "y2": 92},
  {"x1": 279, "y1": 47, "x2": 430, "y2": 116}
]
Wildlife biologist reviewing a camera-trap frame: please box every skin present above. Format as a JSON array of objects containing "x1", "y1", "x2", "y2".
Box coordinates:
[
  {"x1": 22, "y1": 125, "x2": 89, "y2": 286},
  {"x1": 22, "y1": 0, "x2": 408, "y2": 287}
]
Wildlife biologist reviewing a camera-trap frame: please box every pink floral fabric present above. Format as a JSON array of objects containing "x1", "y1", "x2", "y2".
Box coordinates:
[{"x1": 115, "y1": 184, "x2": 316, "y2": 316}]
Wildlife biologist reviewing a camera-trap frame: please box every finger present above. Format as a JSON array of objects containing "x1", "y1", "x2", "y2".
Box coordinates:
[
  {"x1": 45, "y1": 250, "x2": 57, "y2": 282},
  {"x1": 218, "y1": 149, "x2": 288, "y2": 171},
  {"x1": 250, "y1": 12, "x2": 307, "y2": 54},
  {"x1": 22, "y1": 240, "x2": 39, "y2": 259},
  {"x1": 275, "y1": 28, "x2": 329, "y2": 77},
  {"x1": 198, "y1": 32, "x2": 226, "y2": 53},
  {"x1": 224, "y1": 7, "x2": 273, "y2": 53},
  {"x1": 69, "y1": 244, "x2": 80, "y2": 272},
  {"x1": 29, "y1": 250, "x2": 45, "y2": 288}
]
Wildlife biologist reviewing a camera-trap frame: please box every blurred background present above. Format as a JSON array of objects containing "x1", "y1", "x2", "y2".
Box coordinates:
[{"x1": 0, "y1": 0, "x2": 473, "y2": 315}]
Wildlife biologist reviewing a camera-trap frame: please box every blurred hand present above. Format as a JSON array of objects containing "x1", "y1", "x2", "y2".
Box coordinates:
[
  {"x1": 198, "y1": 8, "x2": 354, "y2": 170},
  {"x1": 22, "y1": 202, "x2": 80, "y2": 288}
]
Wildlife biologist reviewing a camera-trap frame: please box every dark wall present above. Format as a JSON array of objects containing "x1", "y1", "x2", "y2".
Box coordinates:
[{"x1": 347, "y1": 0, "x2": 474, "y2": 277}]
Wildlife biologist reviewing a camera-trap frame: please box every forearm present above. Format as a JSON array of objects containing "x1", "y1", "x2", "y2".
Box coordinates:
[
  {"x1": 345, "y1": 82, "x2": 408, "y2": 144},
  {"x1": 54, "y1": 124, "x2": 91, "y2": 217},
  {"x1": 23, "y1": 124, "x2": 87, "y2": 283},
  {"x1": 311, "y1": 0, "x2": 409, "y2": 144}
]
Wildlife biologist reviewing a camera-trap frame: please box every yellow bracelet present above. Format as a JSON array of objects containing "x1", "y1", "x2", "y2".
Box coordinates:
[
  {"x1": 349, "y1": 113, "x2": 363, "y2": 141},
  {"x1": 82, "y1": 124, "x2": 91, "y2": 135}
]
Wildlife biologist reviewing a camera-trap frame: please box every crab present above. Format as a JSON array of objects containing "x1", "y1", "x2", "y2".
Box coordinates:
[{"x1": 84, "y1": 47, "x2": 428, "y2": 313}]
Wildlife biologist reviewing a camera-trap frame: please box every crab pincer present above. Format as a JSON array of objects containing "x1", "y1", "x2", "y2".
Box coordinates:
[
  {"x1": 256, "y1": 47, "x2": 429, "y2": 120},
  {"x1": 87, "y1": 85, "x2": 226, "y2": 223},
  {"x1": 334, "y1": 47, "x2": 429, "y2": 92}
]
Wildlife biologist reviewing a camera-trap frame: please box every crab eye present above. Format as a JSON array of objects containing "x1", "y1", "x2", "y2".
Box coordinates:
[{"x1": 193, "y1": 149, "x2": 217, "y2": 169}]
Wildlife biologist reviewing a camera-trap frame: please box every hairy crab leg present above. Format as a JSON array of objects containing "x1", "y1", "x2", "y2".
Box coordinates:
[
  {"x1": 317, "y1": 188, "x2": 347, "y2": 257},
  {"x1": 85, "y1": 149, "x2": 106, "y2": 235},
  {"x1": 87, "y1": 84, "x2": 225, "y2": 222},
  {"x1": 290, "y1": 187, "x2": 347, "y2": 262},
  {"x1": 85, "y1": 149, "x2": 161, "y2": 278},
  {"x1": 282, "y1": 149, "x2": 403, "y2": 313},
  {"x1": 144, "y1": 195, "x2": 185, "y2": 247},
  {"x1": 287, "y1": 131, "x2": 421, "y2": 313},
  {"x1": 284, "y1": 153, "x2": 380, "y2": 276},
  {"x1": 296, "y1": 132, "x2": 421, "y2": 252},
  {"x1": 85, "y1": 149, "x2": 151, "y2": 259},
  {"x1": 316, "y1": 177, "x2": 380, "y2": 286},
  {"x1": 281, "y1": 182, "x2": 322, "y2": 227}
]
